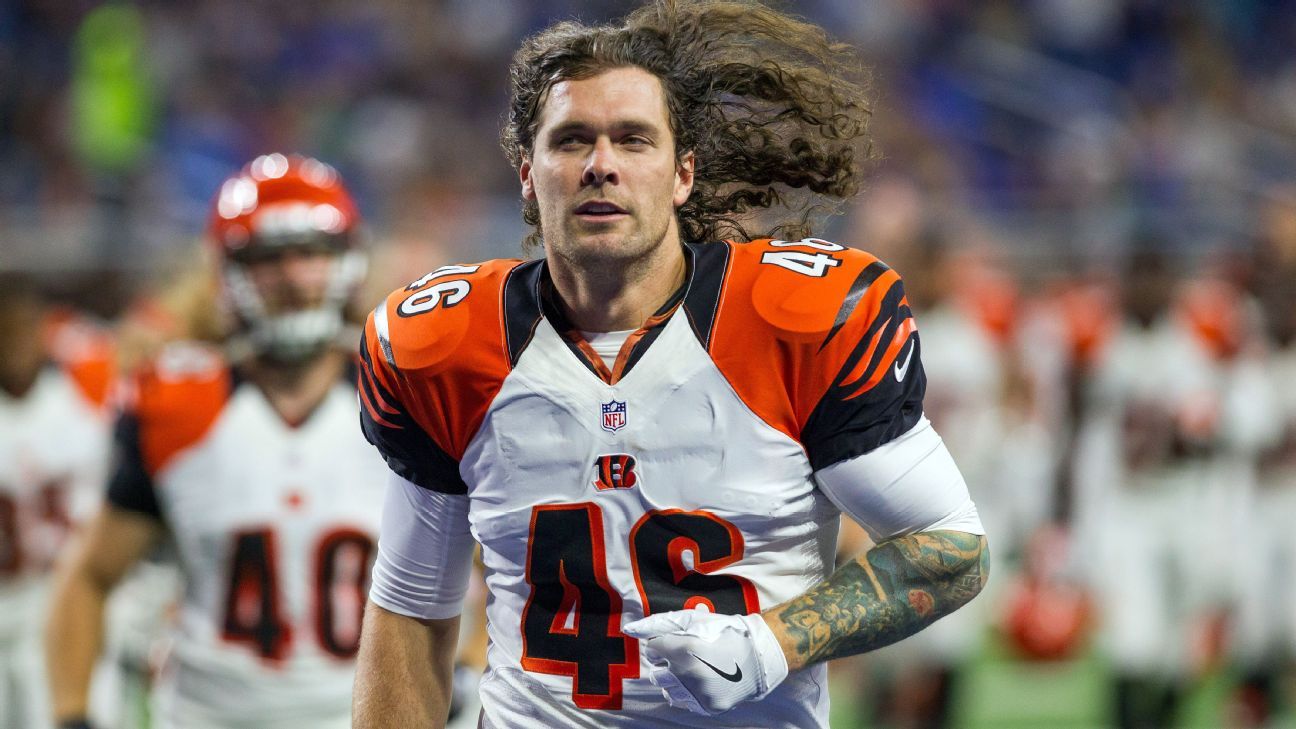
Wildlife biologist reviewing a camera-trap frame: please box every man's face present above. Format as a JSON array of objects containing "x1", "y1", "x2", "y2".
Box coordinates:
[
  {"x1": 520, "y1": 66, "x2": 694, "y2": 267},
  {"x1": 239, "y1": 245, "x2": 336, "y2": 315}
]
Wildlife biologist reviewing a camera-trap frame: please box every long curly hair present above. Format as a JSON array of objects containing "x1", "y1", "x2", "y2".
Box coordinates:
[{"x1": 502, "y1": 0, "x2": 874, "y2": 250}]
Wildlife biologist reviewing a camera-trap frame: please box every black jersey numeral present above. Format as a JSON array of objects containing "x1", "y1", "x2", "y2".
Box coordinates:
[
  {"x1": 222, "y1": 528, "x2": 293, "y2": 661},
  {"x1": 521, "y1": 503, "x2": 638, "y2": 709},
  {"x1": 0, "y1": 493, "x2": 20, "y2": 577},
  {"x1": 315, "y1": 528, "x2": 375, "y2": 658},
  {"x1": 221, "y1": 526, "x2": 375, "y2": 663},
  {"x1": 630, "y1": 509, "x2": 759, "y2": 616},
  {"x1": 0, "y1": 481, "x2": 74, "y2": 577},
  {"x1": 520, "y1": 504, "x2": 756, "y2": 709}
]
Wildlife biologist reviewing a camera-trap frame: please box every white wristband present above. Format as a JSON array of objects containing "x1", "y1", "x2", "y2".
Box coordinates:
[{"x1": 740, "y1": 613, "x2": 789, "y2": 697}]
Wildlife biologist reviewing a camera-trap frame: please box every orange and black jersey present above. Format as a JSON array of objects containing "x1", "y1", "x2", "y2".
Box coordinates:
[{"x1": 358, "y1": 237, "x2": 925, "y2": 492}]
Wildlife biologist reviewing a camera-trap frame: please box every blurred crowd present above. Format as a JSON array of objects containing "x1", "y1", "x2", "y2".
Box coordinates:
[
  {"x1": 3, "y1": 0, "x2": 1296, "y2": 728},
  {"x1": 5, "y1": 0, "x2": 1296, "y2": 277}
]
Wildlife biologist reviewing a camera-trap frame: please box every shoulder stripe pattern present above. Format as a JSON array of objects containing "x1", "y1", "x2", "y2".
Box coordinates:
[
  {"x1": 357, "y1": 350, "x2": 402, "y2": 430},
  {"x1": 705, "y1": 239, "x2": 925, "y2": 470},
  {"x1": 681, "y1": 242, "x2": 732, "y2": 349},
  {"x1": 832, "y1": 280, "x2": 915, "y2": 400},
  {"x1": 373, "y1": 301, "x2": 397, "y2": 370},
  {"x1": 820, "y1": 260, "x2": 891, "y2": 352},
  {"x1": 356, "y1": 332, "x2": 468, "y2": 494}
]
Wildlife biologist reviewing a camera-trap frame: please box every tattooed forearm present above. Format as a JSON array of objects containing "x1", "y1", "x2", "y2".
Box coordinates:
[{"x1": 769, "y1": 530, "x2": 988, "y2": 670}]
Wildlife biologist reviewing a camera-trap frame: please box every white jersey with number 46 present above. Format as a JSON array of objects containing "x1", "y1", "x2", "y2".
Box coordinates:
[{"x1": 361, "y1": 239, "x2": 929, "y2": 728}]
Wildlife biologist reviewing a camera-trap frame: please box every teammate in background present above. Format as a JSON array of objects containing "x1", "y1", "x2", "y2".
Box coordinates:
[
  {"x1": 1059, "y1": 247, "x2": 1272, "y2": 729},
  {"x1": 1232, "y1": 188, "x2": 1296, "y2": 726},
  {"x1": 352, "y1": 3, "x2": 988, "y2": 727},
  {"x1": 850, "y1": 240, "x2": 1053, "y2": 729},
  {"x1": 46, "y1": 154, "x2": 387, "y2": 729},
  {"x1": 0, "y1": 277, "x2": 114, "y2": 729}
]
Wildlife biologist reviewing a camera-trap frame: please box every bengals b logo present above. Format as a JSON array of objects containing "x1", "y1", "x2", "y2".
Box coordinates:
[{"x1": 592, "y1": 454, "x2": 638, "y2": 491}]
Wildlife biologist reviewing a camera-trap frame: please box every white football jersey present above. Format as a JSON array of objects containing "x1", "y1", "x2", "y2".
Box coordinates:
[
  {"x1": 361, "y1": 239, "x2": 927, "y2": 728},
  {"x1": 0, "y1": 354, "x2": 111, "y2": 729},
  {"x1": 106, "y1": 344, "x2": 386, "y2": 725},
  {"x1": 0, "y1": 361, "x2": 111, "y2": 638}
]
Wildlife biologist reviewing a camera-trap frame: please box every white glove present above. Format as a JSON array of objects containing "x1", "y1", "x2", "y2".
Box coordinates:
[{"x1": 622, "y1": 609, "x2": 789, "y2": 716}]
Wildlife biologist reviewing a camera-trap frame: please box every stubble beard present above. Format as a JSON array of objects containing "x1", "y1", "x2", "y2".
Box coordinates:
[{"x1": 550, "y1": 212, "x2": 675, "y2": 286}]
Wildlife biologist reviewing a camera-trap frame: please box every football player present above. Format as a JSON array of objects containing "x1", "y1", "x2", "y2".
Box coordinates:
[
  {"x1": 1059, "y1": 249, "x2": 1273, "y2": 728},
  {"x1": 1232, "y1": 192, "x2": 1296, "y2": 726},
  {"x1": 47, "y1": 154, "x2": 387, "y2": 729},
  {"x1": 0, "y1": 277, "x2": 114, "y2": 729},
  {"x1": 352, "y1": 3, "x2": 988, "y2": 728}
]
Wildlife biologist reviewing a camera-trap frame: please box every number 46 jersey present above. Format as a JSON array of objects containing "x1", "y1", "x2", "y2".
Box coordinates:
[
  {"x1": 108, "y1": 344, "x2": 387, "y2": 728},
  {"x1": 360, "y1": 239, "x2": 925, "y2": 728}
]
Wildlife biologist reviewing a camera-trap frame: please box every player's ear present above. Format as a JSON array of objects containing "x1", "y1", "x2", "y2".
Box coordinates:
[
  {"x1": 673, "y1": 150, "x2": 695, "y2": 207},
  {"x1": 519, "y1": 156, "x2": 536, "y2": 202}
]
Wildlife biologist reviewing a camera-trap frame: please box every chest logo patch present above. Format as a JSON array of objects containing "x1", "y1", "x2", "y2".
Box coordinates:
[
  {"x1": 593, "y1": 454, "x2": 638, "y2": 491},
  {"x1": 600, "y1": 399, "x2": 628, "y2": 433}
]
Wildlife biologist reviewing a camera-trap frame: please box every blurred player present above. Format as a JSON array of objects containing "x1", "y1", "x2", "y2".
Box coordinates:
[
  {"x1": 1232, "y1": 190, "x2": 1296, "y2": 726},
  {"x1": 1063, "y1": 248, "x2": 1271, "y2": 729},
  {"x1": 839, "y1": 240, "x2": 1041, "y2": 729},
  {"x1": 1071, "y1": 250, "x2": 1205, "y2": 728},
  {"x1": 0, "y1": 277, "x2": 114, "y2": 729},
  {"x1": 46, "y1": 154, "x2": 386, "y2": 729}
]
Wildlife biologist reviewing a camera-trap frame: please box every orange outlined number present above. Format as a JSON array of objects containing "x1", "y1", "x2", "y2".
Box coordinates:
[
  {"x1": 221, "y1": 526, "x2": 375, "y2": 663},
  {"x1": 629, "y1": 509, "x2": 759, "y2": 616},
  {"x1": 0, "y1": 482, "x2": 75, "y2": 576},
  {"x1": 521, "y1": 505, "x2": 759, "y2": 708},
  {"x1": 314, "y1": 528, "x2": 374, "y2": 658},
  {"x1": 521, "y1": 503, "x2": 639, "y2": 709},
  {"x1": 222, "y1": 528, "x2": 293, "y2": 662}
]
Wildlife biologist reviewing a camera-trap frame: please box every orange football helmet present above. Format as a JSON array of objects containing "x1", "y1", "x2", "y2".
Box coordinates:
[{"x1": 208, "y1": 154, "x2": 367, "y2": 362}]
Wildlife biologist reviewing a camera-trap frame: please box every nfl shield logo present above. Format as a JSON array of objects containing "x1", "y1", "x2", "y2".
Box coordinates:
[{"x1": 601, "y1": 399, "x2": 628, "y2": 433}]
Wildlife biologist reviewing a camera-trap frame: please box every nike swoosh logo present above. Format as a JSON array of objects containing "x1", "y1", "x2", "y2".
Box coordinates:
[
  {"x1": 893, "y1": 340, "x2": 915, "y2": 381},
  {"x1": 690, "y1": 653, "x2": 743, "y2": 682}
]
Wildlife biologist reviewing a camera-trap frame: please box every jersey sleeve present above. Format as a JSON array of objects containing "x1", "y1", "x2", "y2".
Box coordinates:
[
  {"x1": 704, "y1": 239, "x2": 924, "y2": 472},
  {"x1": 799, "y1": 262, "x2": 924, "y2": 470},
  {"x1": 815, "y1": 417, "x2": 982, "y2": 541},
  {"x1": 47, "y1": 314, "x2": 117, "y2": 412},
  {"x1": 357, "y1": 322, "x2": 467, "y2": 494},
  {"x1": 368, "y1": 472, "x2": 475, "y2": 620},
  {"x1": 356, "y1": 260, "x2": 521, "y2": 494},
  {"x1": 106, "y1": 343, "x2": 233, "y2": 519},
  {"x1": 105, "y1": 412, "x2": 163, "y2": 520}
]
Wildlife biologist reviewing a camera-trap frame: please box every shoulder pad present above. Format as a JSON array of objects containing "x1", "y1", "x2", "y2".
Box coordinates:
[
  {"x1": 726, "y1": 238, "x2": 896, "y2": 342},
  {"x1": 130, "y1": 342, "x2": 233, "y2": 476},
  {"x1": 47, "y1": 315, "x2": 117, "y2": 409},
  {"x1": 707, "y1": 238, "x2": 914, "y2": 446},
  {"x1": 371, "y1": 259, "x2": 522, "y2": 375}
]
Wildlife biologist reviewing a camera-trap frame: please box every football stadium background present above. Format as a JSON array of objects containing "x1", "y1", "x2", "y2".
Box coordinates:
[{"x1": 4, "y1": 1, "x2": 1296, "y2": 727}]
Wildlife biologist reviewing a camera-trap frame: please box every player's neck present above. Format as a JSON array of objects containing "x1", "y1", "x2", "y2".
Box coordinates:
[
  {"x1": 242, "y1": 348, "x2": 347, "y2": 427},
  {"x1": 547, "y1": 238, "x2": 688, "y2": 333}
]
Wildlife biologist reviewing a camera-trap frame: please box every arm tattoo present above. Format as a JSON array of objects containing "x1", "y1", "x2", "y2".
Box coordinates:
[{"x1": 774, "y1": 530, "x2": 988, "y2": 667}]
